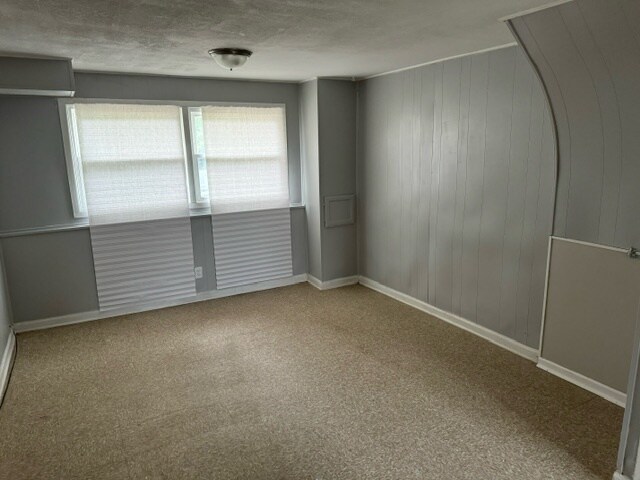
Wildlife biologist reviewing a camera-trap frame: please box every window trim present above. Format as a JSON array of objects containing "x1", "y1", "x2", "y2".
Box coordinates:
[
  {"x1": 58, "y1": 103, "x2": 87, "y2": 218},
  {"x1": 186, "y1": 107, "x2": 209, "y2": 207},
  {"x1": 58, "y1": 98, "x2": 289, "y2": 219}
]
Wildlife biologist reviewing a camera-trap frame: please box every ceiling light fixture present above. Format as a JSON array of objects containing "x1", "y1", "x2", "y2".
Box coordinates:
[{"x1": 208, "y1": 48, "x2": 253, "y2": 71}]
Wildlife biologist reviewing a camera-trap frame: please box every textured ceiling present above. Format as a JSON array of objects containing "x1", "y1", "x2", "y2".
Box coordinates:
[{"x1": 0, "y1": 0, "x2": 556, "y2": 81}]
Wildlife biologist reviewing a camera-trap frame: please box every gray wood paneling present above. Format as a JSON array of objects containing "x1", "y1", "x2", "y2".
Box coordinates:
[
  {"x1": 460, "y1": 53, "x2": 490, "y2": 324},
  {"x1": 477, "y1": 50, "x2": 515, "y2": 335},
  {"x1": 510, "y1": 0, "x2": 640, "y2": 249},
  {"x1": 357, "y1": 46, "x2": 555, "y2": 348}
]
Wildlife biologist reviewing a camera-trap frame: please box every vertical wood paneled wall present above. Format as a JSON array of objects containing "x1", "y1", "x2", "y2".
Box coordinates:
[
  {"x1": 357, "y1": 46, "x2": 556, "y2": 348},
  {"x1": 509, "y1": 0, "x2": 640, "y2": 249}
]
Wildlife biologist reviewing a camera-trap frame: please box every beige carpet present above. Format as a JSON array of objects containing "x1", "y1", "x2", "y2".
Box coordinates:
[{"x1": 0, "y1": 284, "x2": 623, "y2": 479}]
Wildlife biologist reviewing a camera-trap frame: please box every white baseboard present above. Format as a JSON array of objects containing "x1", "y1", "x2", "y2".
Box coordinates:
[
  {"x1": 358, "y1": 276, "x2": 539, "y2": 363},
  {"x1": 612, "y1": 472, "x2": 629, "y2": 480},
  {"x1": 12, "y1": 274, "x2": 309, "y2": 333},
  {"x1": 308, "y1": 274, "x2": 359, "y2": 291},
  {"x1": 0, "y1": 329, "x2": 16, "y2": 401},
  {"x1": 307, "y1": 274, "x2": 323, "y2": 289},
  {"x1": 537, "y1": 358, "x2": 626, "y2": 407}
]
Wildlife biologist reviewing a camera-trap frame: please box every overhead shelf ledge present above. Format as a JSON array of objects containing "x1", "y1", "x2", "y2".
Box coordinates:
[{"x1": 0, "y1": 56, "x2": 74, "y2": 97}]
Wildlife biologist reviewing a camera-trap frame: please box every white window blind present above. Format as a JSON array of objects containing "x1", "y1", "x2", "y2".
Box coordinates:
[
  {"x1": 211, "y1": 209, "x2": 293, "y2": 289},
  {"x1": 72, "y1": 103, "x2": 190, "y2": 224},
  {"x1": 200, "y1": 106, "x2": 290, "y2": 214},
  {"x1": 91, "y1": 218, "x2": 196, "y2": 310}
]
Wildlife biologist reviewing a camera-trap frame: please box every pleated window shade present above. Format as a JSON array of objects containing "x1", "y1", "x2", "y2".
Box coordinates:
[
  {"x1": 73, "y1": 103, "x2": 190, "y2": 225},
  {"x1": 211, "y1": 209, "x2": 293, "y2": 289},
  {"x1": 70, "y1": 104, "x2": 196, "y2": 310},
  {"x1": 90, "y1": 218, "x2": 196, "y2": 310},
  {"x1": 199, "y1": 106, "x2": 293, "y2": 288},
  {"x1": 200, "y1": 106, "x2": 290, "y2": 214}
]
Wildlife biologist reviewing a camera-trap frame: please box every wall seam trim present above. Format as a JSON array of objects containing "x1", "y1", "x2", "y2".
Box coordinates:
[
  {"x1": 499, "y1": 0, "x2": 576, "y2": 21},
  {"x1": 361, "y1": 43, "x2": 517, "y2": 81}
]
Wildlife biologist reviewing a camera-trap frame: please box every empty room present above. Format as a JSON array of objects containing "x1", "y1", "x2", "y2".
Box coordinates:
[{"x1": 1, "y1": 0, "x2": 640, "y2": 478}]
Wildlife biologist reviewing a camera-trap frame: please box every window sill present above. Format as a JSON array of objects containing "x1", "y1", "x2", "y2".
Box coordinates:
[{"x1": 0, "y1": 204, "x2": 307, "y2": 238}]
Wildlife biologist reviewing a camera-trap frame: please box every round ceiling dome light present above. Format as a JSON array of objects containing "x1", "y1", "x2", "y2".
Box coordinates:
[{"x1": 208, "y1": 48, "x2": 253, "y2": 71}]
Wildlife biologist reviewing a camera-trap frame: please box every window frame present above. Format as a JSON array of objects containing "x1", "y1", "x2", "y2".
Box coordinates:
[
  {"x1": 58, "y1": 98, "x2": 290, "y2": 219},
  {"x1": 185, "y1": 107, "x2": 209, "y2": 208}
]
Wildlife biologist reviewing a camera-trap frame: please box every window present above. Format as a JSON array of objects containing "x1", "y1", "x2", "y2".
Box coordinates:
[
  {"x1": 195, "y1": 105, "x2": 290, "y2": 214},
  {"x1": 65, "y1": 103, "x2": 190, "y2": 224},
  {"x1": 62, "y1": 102, "x2": 290, "y2": 221},
  {"x1": 187, "y1": 108, "x2": 210, "y2": 205}
]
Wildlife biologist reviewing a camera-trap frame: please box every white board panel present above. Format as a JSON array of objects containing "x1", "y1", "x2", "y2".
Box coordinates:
[{"x1": 541, "y1": 237, "x2": 640, "y2": 393}]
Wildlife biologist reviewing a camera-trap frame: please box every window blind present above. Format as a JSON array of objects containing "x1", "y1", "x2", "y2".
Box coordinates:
[
  {"x1": 90, "y1": 218, "x2": 196, "y2": 310},
  {"x1": 73, "y1": 103, "x2": 190, "y2": 224},
  {"x1": 200, "y1": 106, "x2": 290, "y2": 214},
  {"x1": 211, "y1": 209, "x2": 293, "y2": 289}
]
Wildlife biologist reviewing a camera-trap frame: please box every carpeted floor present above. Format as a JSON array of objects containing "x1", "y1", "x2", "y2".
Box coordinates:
[{"x1": 0, "y1": 284, "x2": 623, "y2": 479}]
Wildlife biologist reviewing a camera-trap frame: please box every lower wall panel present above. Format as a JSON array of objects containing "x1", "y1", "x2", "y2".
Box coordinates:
[
  {"x1": 357, "y1": 46, "x2": 556, "y2": 348},
  {"x1": 2, "y1": 208, "x2": 308, "y2": 324},
  {"x1": 1, "y1": 228, "x2": 99, "y2": 321},
  {"x1": 13, "y1": 274, "x2": 309, "y2": 333}
]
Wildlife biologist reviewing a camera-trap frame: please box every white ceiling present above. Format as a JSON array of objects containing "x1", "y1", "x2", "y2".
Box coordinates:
[{"x1": 0, "y1": 0, "x2": 556, "y2": 82}]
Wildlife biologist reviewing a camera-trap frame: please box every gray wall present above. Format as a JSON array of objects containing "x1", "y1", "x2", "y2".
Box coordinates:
[
  {"x1": 299, "y1": 80, "x2": 322, "y2": 280},
  {"x1": 0, "y1": 96, "x2": 79, "y2": 231},
  {"x1": 357, "y1": 46, "x2": 556, "y2": 348},
  {"x1": 0, "y1": 72, "x2": 308, "y2": 323},
  {"x1": 317, "y1": 80, "x2": 358, "y2": 280},
  {"x1": 1, "y1": 229, "x2": 99, "y2": 321},
  {"x1": 300, "y1": 79, "x2": 358, "y2": 282},
  {"x1": 509, "y1": 0, "x2": 640, "y2": 249}
]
